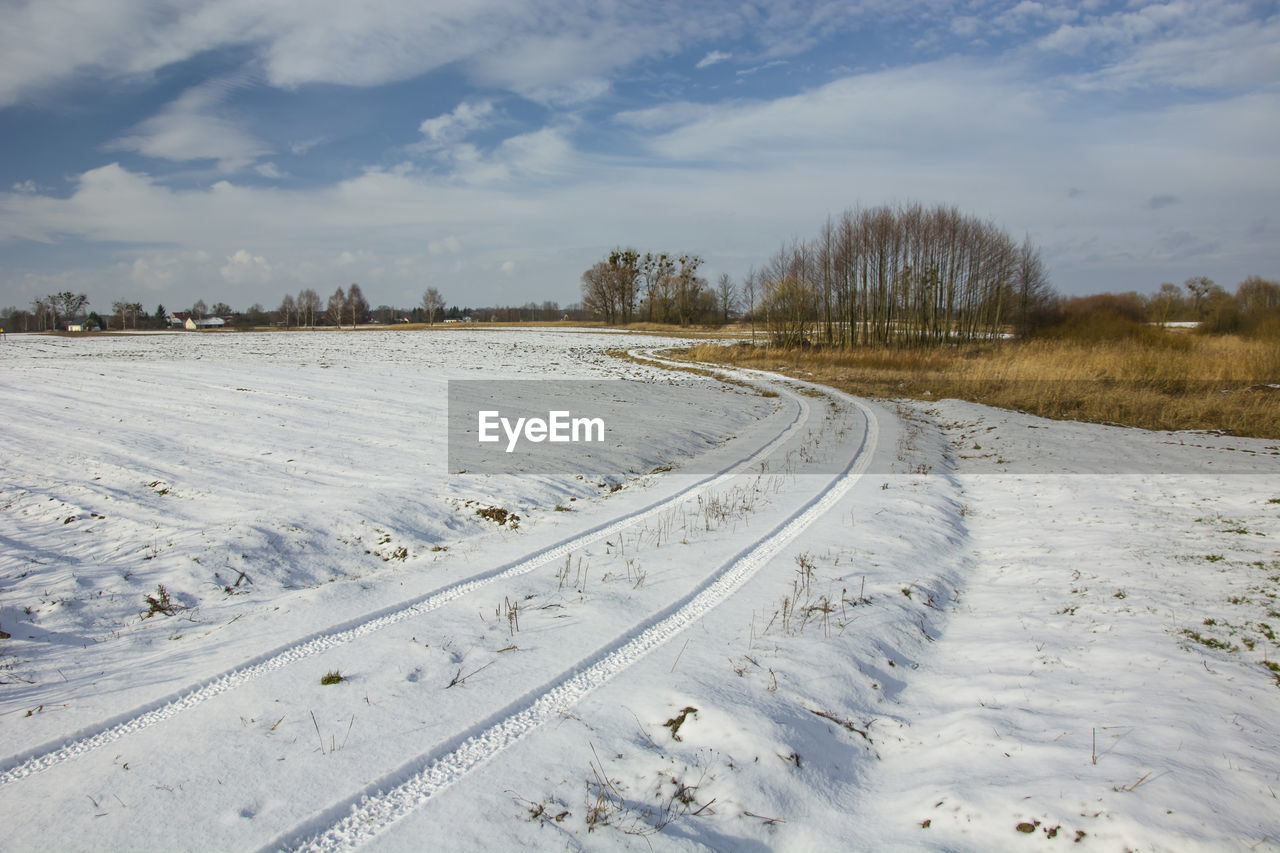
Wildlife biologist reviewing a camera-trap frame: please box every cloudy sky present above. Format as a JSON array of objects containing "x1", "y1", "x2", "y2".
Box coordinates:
[{"x1": 1, "y1": 0, "x2": 1278, "y2": 315}]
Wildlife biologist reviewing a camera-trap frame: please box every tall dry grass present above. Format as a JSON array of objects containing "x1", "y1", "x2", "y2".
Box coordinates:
[{"x1": 685, "y1": 334, "x2": 1280, "y2": 438}]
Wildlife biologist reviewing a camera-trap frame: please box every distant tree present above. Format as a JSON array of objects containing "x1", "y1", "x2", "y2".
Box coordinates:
[
  {"x1": 32, "y1": 297, "x2": 55, "y2": 331},
  {"x1": 639, "y1": 252, "x2": 674, "y2": 322},
  {"x1": 3, "y1": 307, "x2": 32, "y2": 332},
  {"x1": 1236, "y1": 275, "x2": 1280, "y2": 315},
  {"x1": 326, "y1": 286, "x2": 346, "y2": 327},
  {"x1": 86, "y1": 311, "x2": 104, "y2": 330},
  {"x1": 715, "y1": 273, "x2": 736, "y2": 326},
  {"x1": 580, "y1": 262, "x2": 618, "y2": 323},
  {"x1": 50, "y1": 291, "x2": 89, "y2": 324},
  {"x1": 421, "y1": 287, "x2": 445, "y2": 325},
  {"x1": 1147, "y1": 282, "x2": 1187, "y2": 325},
  {"x1": 238, "y1": 303, "x2": 269, "y2": 328},
  {"x1": 346, "y1": 283, "x2": 369, "y2": 327},
  {"x1": 606, "y1": 248, "x2": 641, "y2": 323},
  {"x1": 672, "y1": 254, "x2": 705, "y2": 326},
  {"x1": 210, "y1": 301, "x2": 233, "y2": 318},
  {"x1": 278, "y1": 294, "x2": 295, "y2": 328},
  {"x1": 761, "y1": 274, "x2": 815, "y2": 348},
  {"x1": 742, "y1": 267, "x2": 758, "y2": 342},
  {"x1": 1184, "y1": 276, "x2": 1215, "y2": 319},
  {"x1": 1013, "y1": 237, "x2": 1056, "y2": 336},
  {"x1": 191, "y1": 299, "x2": 208, "y2": 320},
  {"x1": 154, "y1": 304, "x2": 167, "y2": 327},
  {"x1": 111, "y1": 300, "x2": 144, "y2": 330},
  {"x1": 297, "y1": 289, "x2": 321, "y2": 327}
]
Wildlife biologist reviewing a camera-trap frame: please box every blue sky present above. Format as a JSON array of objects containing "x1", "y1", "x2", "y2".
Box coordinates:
[{"x1": 1, "y1": 0, "x2": 1278, "y2": 315}]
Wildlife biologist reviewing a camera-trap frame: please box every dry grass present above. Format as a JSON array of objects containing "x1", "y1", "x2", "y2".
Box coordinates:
[{"x1": 683, "y1": 334, "x2": 1280, "y2": 438}]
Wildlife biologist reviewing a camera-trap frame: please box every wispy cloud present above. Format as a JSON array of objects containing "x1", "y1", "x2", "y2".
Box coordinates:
[
  {"x1": 418, "y1": 100, "x2": 497, "y2": 148},
  {"x1": 106, "y1": 78, "x2": 270, "y2": 172},
  {"x1": 696, "y1": 50, "x2": 732, "y2": 69}
]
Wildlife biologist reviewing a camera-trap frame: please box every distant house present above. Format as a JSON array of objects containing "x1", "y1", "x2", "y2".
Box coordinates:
[
  {"x1": 64, "y1": 318, "x2": 98, "y2": 332},
  {"x1": 180, "y1": 315, "x2": 226, "y2": 330}
]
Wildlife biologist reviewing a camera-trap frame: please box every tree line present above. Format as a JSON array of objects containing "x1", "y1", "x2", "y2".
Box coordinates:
[
  {"x1": 0, "y1": 282, "x2": 599, "y2": 332},
  {"x1": 1100, "y1": 275, "x2": 1280, "y2": 334},
  {"x1": 743, "y1": 203, "x2": 1053, "y2": 348},
  {"x1": 580, "y1": 249, "x2": 736, "y2": 326},
  {"x1": 579, "y1": 204, "x2": 1054, "y2": 345}
]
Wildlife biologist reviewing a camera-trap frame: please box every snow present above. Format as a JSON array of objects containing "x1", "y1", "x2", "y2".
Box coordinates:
[{"x1": 1, "y1": 329, "x2": 1278, "y2": 852}]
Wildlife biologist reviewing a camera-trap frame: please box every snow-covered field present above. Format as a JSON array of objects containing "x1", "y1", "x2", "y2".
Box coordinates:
[{"x1": 1, "y1": 328, "x2": 1278, "y2": 852}]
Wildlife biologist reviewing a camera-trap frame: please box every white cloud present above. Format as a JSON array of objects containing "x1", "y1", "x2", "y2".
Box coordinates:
[
  {"x1": 614, "y1": 101, "x2": 720, "y2": 131},
  {"x1": 1064, "y1": 18, "x2": 1280, "y2": 91},
  {"x1": 1035, "y1": 0, "x2": 1279, "y2": 93},
  {"x1": 219, "y1": 249, "x2": 274, "y2": 284},
  {"x1": 289, "y1": 137, "x2": 327, "y2": 155},
  {"x1": 651, "y1": 61, "x2": 1045, "y2": 163},
  {"x1": 107, "y1": 78, "x2": 270, "y2": 172},
  {"x1": 418, "y1": 100, "x2": 496, "y2": 147},
  {"x1": 0, "y1": 0, "x2": 733, "y2": 109},
  {"x1": 696, "y1": 50, "x2": 732, "y2": 69},
  {"x1": 736, "y1": 60, "x2": 787, "y2": 77},
  {"x1": 427, "y1": 236, "x2": 462, "y2": 255},
  {"x1": 254, "y1": 162, "x2": 287, "y2": 179}
]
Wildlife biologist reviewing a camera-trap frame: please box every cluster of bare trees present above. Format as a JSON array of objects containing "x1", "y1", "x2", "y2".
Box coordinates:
[
  {"x1": 581, "y1": 249, "x2": 727, "y2": 325},
  {"x1": 19, "y1": 291, "x2": 92, "y2": 331},
  {"x1": 744, "y1": 204, "x2": 1054, "y2": 348},
  {"x1": 1141, "y1": 275, "x2": 1279, "y2": 332},
  {"x1": 277, "y1": 286, "x2": 365, "y2": 328}
]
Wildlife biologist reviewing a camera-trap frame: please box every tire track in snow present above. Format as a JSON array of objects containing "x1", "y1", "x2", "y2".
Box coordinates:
[
  {"x1": 269, "y1": 391, "x2": 879, "y2": 853},
  {"x1": 0, "y1": 368, "x2": 809, "y2": 788}
]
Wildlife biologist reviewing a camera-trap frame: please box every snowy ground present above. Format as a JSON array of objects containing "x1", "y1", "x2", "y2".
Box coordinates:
[{"x1": 1, "y1": 329, "x2": 1277, "y2": 852}]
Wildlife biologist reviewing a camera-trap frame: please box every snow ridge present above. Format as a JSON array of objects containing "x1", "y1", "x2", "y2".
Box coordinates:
[
  {"x1": 270, "y1": 393, "x2": 879, "y2": 853},
  {"x1": 0, "y1": 378, "x2": 810, "y2": 788}
]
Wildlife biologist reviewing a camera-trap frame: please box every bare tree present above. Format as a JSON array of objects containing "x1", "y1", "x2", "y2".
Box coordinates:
[
  {"x1": 297, "y1": 289, "x2": 320, "y2": 327},
  {"x1": 346, "y1": 283, "x2": 369, "y2": 327},
  {"x1": 716, "y1": 273, "x2": 736, "y2": 326},
  {"x1": 191, "y1": 299, "x2": 208, "y2": 320},
  {"x1": 326, "y1": 286, "x2": 346, "y2": 327},
  {"x1": 1013, "y1": 236, "x2": 1054, "y2": 337},
  {"x1": 639, "y1": 252, "x2": 675, "y2": 322},
  {"x1": 32, "y1": 297, "x2": 54, "y2": 331},
  {"x1": 580, "y1": 262, "x2": 618, "y2": 323},
  {"x1": 421, "y1": 287, "x2": 445, "y2": 325},
  {"x1": 1184, "y1": 276, "x2": 1215, "y2": 319},
  {"x1": 742, "y1": 268, "x2": 758, "y2": 343},
  {"x1": 50, "y1": 291, "x2": 90, "y2": 325},
  {"x1": 278, "y1": 293, "x2": 296, "y2": 328},
  {"x1": 1236, "y1": 276, "x2": 1280, "y2": 315},
  {"x1": 606, "y1": 248, "x2": 641, "y2": 324}
]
